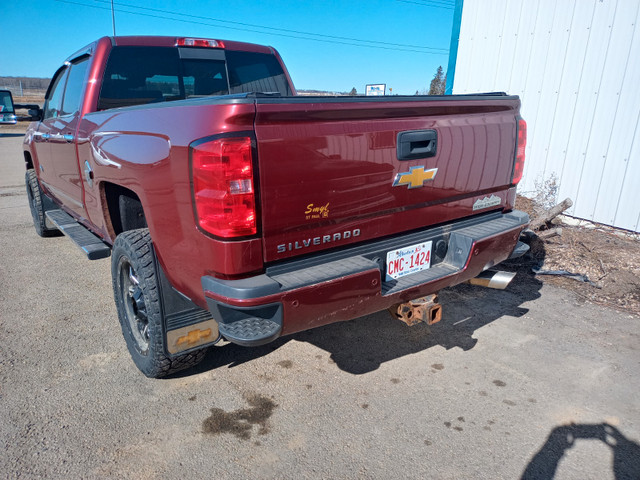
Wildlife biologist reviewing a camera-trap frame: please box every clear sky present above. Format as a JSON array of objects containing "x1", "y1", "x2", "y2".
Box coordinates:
[{"x1": 0, "y1": 0, "x2": 455, "y2": 95}]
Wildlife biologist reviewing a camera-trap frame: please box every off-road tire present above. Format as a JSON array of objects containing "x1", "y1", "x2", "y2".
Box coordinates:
[
  {"x1": 25, "y1": 169, "x2": 60, "y2": 237},
  {"x1": 111, "y1": 228, "x2": 207, "y2": 378}
]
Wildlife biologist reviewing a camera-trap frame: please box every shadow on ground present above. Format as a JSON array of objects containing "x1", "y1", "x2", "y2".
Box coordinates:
[
  {"x1": 0, "y1": 133, "x2": 26, "y2": 138},
  {"x1": 178, "y1": 238, "x2": 545, "y2": 377},
  {"x1": 521, "y1": 423, "x2": 640, "y2": 480}
]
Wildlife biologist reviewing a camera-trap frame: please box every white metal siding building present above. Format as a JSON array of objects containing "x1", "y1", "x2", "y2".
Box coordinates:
[{"x1": 448, "y1": 0, "x2": 640, "y2": 232}]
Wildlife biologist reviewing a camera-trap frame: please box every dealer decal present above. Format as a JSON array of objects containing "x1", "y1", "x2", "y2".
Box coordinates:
[{"x1": 305, "y1": 202, "x2": 330, "y2": 220}]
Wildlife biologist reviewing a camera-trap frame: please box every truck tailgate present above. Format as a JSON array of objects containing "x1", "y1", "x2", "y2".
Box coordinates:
[{"x1": 254, "y1": 96, "x2": 520, "y2": 263}]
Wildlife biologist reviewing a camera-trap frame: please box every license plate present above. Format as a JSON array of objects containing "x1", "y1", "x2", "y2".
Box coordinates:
[{"x1": 385, "y1": 241, "x2": 432, "y2": 281}]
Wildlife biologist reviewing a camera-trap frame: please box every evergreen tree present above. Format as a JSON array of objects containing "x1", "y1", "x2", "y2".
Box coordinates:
[
  {"x1": 349, "y1": 87, "x2": 357, "y2": 96},
  {"x1": 428, "y1": 66, "x2": 446, "y2": 95}
]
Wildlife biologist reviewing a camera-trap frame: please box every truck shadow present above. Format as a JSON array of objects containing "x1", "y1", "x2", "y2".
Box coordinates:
[
  {"x1": 296, "y1": 264, "x2": 543, "y2": 374},
  {"x1": 521, "y1": 423, "x2": 640, "y2": 480},
  {"x1": 0, "y1": 133, "x2": 26, "y2": 138},
  {"x1": 188, "y1": 237, "x2": 545, "y2": 376}
]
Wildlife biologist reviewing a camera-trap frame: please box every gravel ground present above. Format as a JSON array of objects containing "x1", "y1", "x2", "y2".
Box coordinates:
[{"x1": 1, "y1": 131, "x2": 639, "y2": 479}]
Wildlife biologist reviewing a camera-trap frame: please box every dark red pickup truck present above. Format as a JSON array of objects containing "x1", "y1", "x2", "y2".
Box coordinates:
[{"x1": 23, "y1": 36, "x2": 529, "y2": 377}]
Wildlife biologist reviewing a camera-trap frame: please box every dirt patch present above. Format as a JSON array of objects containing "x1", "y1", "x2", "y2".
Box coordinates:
[
  {"x1": 0, "y1": 122, "x2": 28, "y2": 134},
  {"x1": 13, "y1": 94, "x2": 45, "y2": 104},
  {"x1": 277, "y1": 360, "x2": 293, "y2": 369},
  {"x1": 514, "y1": 195, "x2": 640, "y2": 316}
]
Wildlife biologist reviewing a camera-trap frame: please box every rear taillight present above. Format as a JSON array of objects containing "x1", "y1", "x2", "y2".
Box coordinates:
[
  {"x1": 191, "y1": 137, "x2": 257, "y2": 238},
  {"x1": 512, "y1": 118, "x2": 527, "y2": 185}
]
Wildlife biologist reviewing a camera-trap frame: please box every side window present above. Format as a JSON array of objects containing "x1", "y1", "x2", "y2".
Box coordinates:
[
  {"x1": 43, "y1": 68, "x2": 69, "y2": 120},
  {"x1": 61, "y1": 57, "x2": 90, "y2": 116}
]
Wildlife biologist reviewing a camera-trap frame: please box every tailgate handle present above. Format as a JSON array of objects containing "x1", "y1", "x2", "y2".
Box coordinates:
[{"x1": 397, "y1": 130, "x2": 437, "y2": 161}]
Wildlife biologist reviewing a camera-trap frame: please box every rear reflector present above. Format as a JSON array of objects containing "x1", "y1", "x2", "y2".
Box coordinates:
[
  {"x1": 191, "y1": 137, "x2": 257, "y2": 238},
  {"x1": 176, "y1": 38, "x2": 224, "y2": 48},
  {"x1": 512, "y1": 118, "x2": 527, "y2": 185}
]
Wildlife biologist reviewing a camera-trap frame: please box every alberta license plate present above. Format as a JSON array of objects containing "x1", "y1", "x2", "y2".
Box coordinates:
[{"x1": 385, "y1": 241, "x2": 433, "y2": 281}]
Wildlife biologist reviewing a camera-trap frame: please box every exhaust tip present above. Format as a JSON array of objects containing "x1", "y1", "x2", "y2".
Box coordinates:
[{"x1": 467, "y1": 270, "x2": 516, "y2": 290}]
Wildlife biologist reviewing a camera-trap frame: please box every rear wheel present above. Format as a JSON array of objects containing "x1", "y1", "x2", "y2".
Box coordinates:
[
  {"x1": 25, "y1": 169, "x2": 60, "y2": 237},
  {"x1": 111, "y1": 228, "x2": 206, "y2": 378}
]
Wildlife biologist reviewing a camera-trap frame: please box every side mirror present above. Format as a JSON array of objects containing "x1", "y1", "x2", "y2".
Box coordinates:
[
  {"x1": 27, "y1": 108, "x2": 43, "y2": 122},
  {"x1": 13, "y1": 104, "x2": 42, "y2": 122},
  {"x1": 0, "y1": 90, "x2": 17, "y2": 125}
]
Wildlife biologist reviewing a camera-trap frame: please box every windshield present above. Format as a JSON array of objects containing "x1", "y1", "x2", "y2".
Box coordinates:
[
  {"x1": 98, "y1": 46, "x2": 291, "y2": 110},
  {"x1": 0, "y1": 91, "x2": 14, "y2": 113}
]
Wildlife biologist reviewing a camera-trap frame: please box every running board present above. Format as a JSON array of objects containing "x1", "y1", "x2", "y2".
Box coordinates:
[{"x1": 45, "y1": 210, "x2": 111, "y2": 260}]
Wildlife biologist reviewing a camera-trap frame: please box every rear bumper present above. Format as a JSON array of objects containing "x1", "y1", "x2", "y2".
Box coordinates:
[{"x1": 202, "y1": 210, "x2": 529, "y2": 346}]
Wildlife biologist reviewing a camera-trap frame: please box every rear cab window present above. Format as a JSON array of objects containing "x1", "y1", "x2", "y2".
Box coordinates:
[{"x1": 98, "y1": 46, "x2": 292, "y2": 110}]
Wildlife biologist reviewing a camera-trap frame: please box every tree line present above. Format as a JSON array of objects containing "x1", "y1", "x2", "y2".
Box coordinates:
[
  {"x1": 0, "y1": 77, "x2": 51, "y2": 90},
  {"x1": 416, "y1": 65, "x2": 446, "y2": 95},
  {"x1": 2, "y1": 69, "x2": 448, "y2": 97}
]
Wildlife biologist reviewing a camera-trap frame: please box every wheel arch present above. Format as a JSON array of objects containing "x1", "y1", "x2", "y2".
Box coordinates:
[
  {"x1": 102, "y1": 182, "x2": 148, "y2": 240},
  {"x1": 24, "y1": 150, "x2": 34, "y2": 170}
]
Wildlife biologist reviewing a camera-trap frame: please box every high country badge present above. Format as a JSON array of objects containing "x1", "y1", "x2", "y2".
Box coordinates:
[{"x1": 472, "y1": 195, "x2": 502, "y2": 211}]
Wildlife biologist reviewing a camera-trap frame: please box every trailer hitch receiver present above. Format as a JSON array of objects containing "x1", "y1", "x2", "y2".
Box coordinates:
[{"x1": 389, "y1": 294, "x2": 442, "y2": 326}]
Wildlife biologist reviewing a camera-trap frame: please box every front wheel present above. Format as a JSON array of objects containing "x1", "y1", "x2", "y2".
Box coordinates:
[
  {"x1": 25, "y1": 169, "x2": 60, "y2": 237},
  {"x1": 111, "y1": 229, "x2": 206, "y2": 378}
]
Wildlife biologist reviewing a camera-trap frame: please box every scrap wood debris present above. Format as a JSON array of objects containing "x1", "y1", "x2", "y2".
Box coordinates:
[
  {"x1": 532, "y1": 267, "x2": 600, "y2": 288},
  {"x1": 529, "y1": 198, "x2": 573, "y2": 231},
  {"x1": 514, "y1": 195, "x2": 640, "y2": 316}
]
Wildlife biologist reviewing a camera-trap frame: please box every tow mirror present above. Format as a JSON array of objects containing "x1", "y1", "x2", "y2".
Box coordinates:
[
  {"x1": 0, "y1": 90, "x2": 17, "y2": 125},
  {"x1": 27, "y1": 107, "x2": 43, "y2": 122},
  {"x1": 12, "y1": 104, "x2": 43, "y2": 122}
]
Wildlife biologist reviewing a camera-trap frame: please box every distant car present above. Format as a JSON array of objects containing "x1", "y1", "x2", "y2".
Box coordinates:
[{"x1": 0, "y1": 90, "x2": 18, "y2": 124}]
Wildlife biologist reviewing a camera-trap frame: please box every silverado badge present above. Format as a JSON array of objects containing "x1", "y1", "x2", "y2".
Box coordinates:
[{"x1": 392, "y1": 166, "x2": 438, "y2": 189}]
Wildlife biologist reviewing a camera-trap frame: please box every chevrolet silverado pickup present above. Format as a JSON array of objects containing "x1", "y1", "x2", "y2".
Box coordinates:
[{"x1": 23, "y1": 36, "x2": 529, "y2": 377}]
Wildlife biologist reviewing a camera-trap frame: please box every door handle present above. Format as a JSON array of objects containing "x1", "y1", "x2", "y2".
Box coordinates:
[{"x1": 397, "y1": 129, "x2": 438, "y2": 161}]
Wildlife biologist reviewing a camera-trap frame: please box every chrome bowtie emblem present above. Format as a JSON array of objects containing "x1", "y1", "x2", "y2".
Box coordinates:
[{"x1": 392, "y1": 166, "x2": 438, "y2": 189}]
